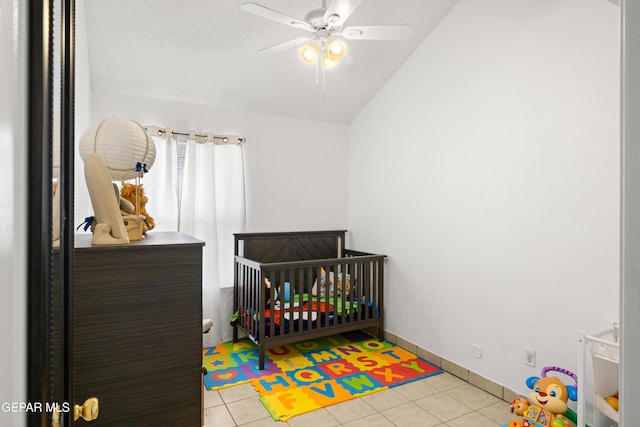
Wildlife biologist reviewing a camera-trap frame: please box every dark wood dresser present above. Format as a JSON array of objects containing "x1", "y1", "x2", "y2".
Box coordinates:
[{"x1": 72, "y1": 232, "x2": 204, "y2": 426}]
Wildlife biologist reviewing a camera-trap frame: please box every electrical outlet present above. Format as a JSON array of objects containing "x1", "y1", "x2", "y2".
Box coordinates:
[{"x1": 525, "y1": 348, "x2": 536, "y2": 367}]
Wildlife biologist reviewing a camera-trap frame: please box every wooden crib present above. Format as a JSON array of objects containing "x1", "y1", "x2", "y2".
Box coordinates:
[{"x1": 232, "y1": 230, "x2": 386, "y2": 369}]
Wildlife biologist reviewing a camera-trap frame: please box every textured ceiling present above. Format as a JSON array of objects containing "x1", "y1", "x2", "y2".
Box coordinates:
[{"x1": 84, "y1": 0, "x2": 458, "y2": 124}]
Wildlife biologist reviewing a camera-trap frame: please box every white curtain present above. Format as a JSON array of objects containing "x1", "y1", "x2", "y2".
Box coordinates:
[
  {"x1": 145, "y1": 132, "x2": 246, "y2": 347},
  {"x1": 144, "y1": 130, "x2": 179, "y2": 232}
]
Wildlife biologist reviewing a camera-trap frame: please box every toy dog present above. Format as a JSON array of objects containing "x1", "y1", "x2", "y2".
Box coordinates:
[{"x1": 503, "y1": 366, "x2": 578, "y2": 427}]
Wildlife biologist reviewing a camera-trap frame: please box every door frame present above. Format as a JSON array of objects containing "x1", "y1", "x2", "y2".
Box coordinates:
[
  {"x1": 26, "y1": 0, "x2": 76, "y2": 425},
  {"x1": 621, "y1": 0, "x2": 640, "y2": 424},
  {"x1": 26, "y1": 1, "x2": 54, "y2": 425}
]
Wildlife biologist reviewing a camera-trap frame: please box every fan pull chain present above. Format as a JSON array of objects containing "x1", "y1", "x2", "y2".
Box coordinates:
[
  {"x1": 315, "y1": 40, "x2": 325, "y2": 99},
  {"x1": 322, "y1": 65, "x2": 326, "y2": 100},
  {"x1": 314, "y1": 51, "x2": 326, "y2": 99}
]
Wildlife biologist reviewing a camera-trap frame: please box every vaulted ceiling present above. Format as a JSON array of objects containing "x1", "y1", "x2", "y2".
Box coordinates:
[{"x1": 84, "y1": 0, "x2": 458, "y2": 123}]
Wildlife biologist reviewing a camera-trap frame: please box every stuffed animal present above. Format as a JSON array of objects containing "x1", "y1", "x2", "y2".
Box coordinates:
[
  {"x1": 112, "y1": 183, "x2": 134, "y2": 214},
  {"x1": 503, "y1": 367, "x2": 577, "y2": 427},
  {"x1": 120, "y1": 181, "x2": 155, "y2": 231},
  {"x1": 312, "y1": 268, "x2": 334, "y2": 297},
  {"x1": 336, "y1": 272, "x2": 351, "y2": 294}
]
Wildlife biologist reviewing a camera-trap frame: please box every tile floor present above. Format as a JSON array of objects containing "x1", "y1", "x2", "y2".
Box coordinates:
[{"x1": 203, "y1": 371, "x2": 514, "y2": 426}]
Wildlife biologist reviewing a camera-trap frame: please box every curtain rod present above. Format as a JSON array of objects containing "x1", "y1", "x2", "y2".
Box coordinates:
[{"x1": 144, "y1": 125, "x2": 246, "y2": 145}]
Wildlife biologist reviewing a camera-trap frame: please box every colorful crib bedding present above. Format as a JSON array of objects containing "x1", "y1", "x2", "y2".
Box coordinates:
[
  {"x1": 264, "y1": 300, "x2": 333, "y2": 326},
  {"x1": 238, "y1": 293, "x2": 377, "y2": 338}
]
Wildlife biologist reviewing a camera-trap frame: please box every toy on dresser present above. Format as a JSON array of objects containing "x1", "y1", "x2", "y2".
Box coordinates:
[{"x1": 503, "y1": 366, "x2": 578, "y2": 427}]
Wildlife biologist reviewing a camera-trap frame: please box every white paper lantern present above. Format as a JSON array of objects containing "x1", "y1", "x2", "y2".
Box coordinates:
[{"x1": 79, "y1": 117, "x2": 156, "y2": 180}]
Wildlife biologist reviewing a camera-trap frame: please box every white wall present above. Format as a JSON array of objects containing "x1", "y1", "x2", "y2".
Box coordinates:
[
  {"x1": 0, "y1": 0, "x2": 27, "y2": 425},
  {"x1": 348, "y1": 0, "x2": 620, "y2": 402},
  {"x1": 88, "y1": 91, "x2": 349, "y2": 232}
]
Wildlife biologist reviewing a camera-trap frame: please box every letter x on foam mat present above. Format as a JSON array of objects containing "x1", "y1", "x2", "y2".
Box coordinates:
[{"x1": 203, "y1": 330, "x2": 443, "y2": 421}]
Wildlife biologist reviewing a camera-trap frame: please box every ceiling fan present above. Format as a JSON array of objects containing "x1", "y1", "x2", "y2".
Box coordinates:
[{"x1": 240, "y1": 0, "x2": 411, "y2": 70}]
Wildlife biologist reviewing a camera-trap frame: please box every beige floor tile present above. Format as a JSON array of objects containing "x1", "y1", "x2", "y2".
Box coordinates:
[
  {"x1": 219, "y1": 382, "x2": 259, "y2": 403},
  {"x1": 392, "y1": 378, "x2": 439, "y2": 401},
  {"x1": 381, "y1": 402, "x2": 442, "y2": 427},
  {"x1": 360, "y1": 388, "x2": 409, "y2": 412},
  {"x1": 414, "y1": 393, "x2": 473, "y2": 422},
  {"x1": 227, "y1": 397, "x2": 272, "y2": 425},
  {"x1": 476, "y1": 401, "x2": 513, "y2": 424},
  {"x1": 203, "y1": 405, "x2": 236, "y2": 427},
  {"x1": 204, "y1": 349, "x2": 522, "y2": 427},
  {"x1": 445, "y1": 411, "x2": 499, "y2": 427},
  {"x1": 423, "y1": 372, "x2": 467, "y2": 391},
  {"x1": 203, "y1": 389, "x2": 224, "y2": 408},
  {"x1": 341, "y1": 413, "x2": 396, "y2": 427},
  {"x1": 287, "y1": 408, "x2": 341, "y2": 427},
  {"x1": 325, "y1": 397, "x2": 376, "y2": 424},
  {"x1": 446, "y1": 383, "x2": 501, "y2": 410}
]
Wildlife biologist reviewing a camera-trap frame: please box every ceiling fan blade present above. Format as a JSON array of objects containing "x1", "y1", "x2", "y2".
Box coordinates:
[
  {"x1": 342, "y1": 25, "x2": 412, "y2": 40},
  {"x1": 324, "y1": 0, "x2": 363, "y2": 27},
  {"x1": 241, "y1": 3, "x2": 312, "y2": 31},
  {"x1": 257, "y1": 36, "x2": 310, "y2": 53}
]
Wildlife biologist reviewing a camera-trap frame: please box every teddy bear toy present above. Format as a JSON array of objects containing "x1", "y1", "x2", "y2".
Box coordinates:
[
  {"x1": 120, "y1": 181, "x2": 155, "y2": 231},
  {"x1": 503, "y1": 366, "x2": 578, "y2": 427}
]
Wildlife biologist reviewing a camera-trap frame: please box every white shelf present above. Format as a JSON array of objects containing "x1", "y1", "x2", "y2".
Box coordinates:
[
  {"x1": 594, "y1": 394, "x2": 619, "y2": 424},
  {"x1": 578, "y1": 324, "x2": 620, "y2": 427},
  {"x1": 588, "y1": 328, "x2": 620, "y2": 362}
]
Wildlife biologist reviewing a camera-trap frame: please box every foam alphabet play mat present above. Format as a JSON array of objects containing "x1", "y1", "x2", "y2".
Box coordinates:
[{"x1": 203, "y1": 330, "x2": 443, "y2": 421}]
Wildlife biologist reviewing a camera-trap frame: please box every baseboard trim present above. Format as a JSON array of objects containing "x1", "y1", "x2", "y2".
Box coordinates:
[{"x1": 379, "y1": 329, "x2": 518, "y2": 403}]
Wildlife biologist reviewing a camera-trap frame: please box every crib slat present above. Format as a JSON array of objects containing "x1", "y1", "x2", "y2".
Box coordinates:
[
  {"x1": 281, "y1": 270, "x2": 287, "y2": 337},
  {"x1": 295, "y1": 268, "x2": 302, "y2": 333},
  {"x1": 331, "y1": 263, "x2": 337, "y2": 326},
  {"x1": 308, "y1": 267, "x2": 315, "y2": 333}
]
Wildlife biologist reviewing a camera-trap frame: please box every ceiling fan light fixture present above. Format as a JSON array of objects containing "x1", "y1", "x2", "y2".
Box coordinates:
[
  {"x1": 325, "y1": 37, "x2": 347, "y2": 62},
  {"x1": 321, "y1": 50, "x2": 340, "y2": 70},
  {"x1": 298, "y1": 41, "x2": 320, "y2": 65}
]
